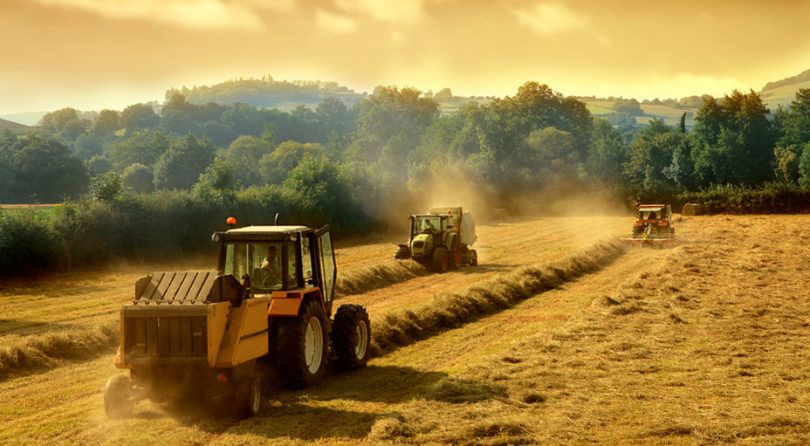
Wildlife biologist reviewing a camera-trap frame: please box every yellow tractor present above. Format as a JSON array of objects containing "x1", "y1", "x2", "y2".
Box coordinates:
[
  {"x1": 104, "y1": 219, "x2": 371, "y2": 418},
  {"x1": 395, "y1": 207, "x2": 477, "y2": 273}
]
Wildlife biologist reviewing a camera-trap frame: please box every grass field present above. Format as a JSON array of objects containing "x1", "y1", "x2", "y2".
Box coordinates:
[
  {"x1": 580, "y1": 99, "x2": 699, "y2": 127},
  {"x1": 2, "y1": 215, "x2": 809, "y2": 443}
]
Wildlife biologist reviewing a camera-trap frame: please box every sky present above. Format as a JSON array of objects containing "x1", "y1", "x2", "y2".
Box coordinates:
[{"x1": 2, "y1": 0, "x2": 810, "y2": 115}]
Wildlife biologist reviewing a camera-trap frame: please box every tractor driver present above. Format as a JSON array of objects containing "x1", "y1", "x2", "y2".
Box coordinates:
[
  {"x1": 423, "y1": 219, "x2": 435, "y2": 232},
  {"x1": 259, "y1": 245, "x2": 282, "y2": 289}
]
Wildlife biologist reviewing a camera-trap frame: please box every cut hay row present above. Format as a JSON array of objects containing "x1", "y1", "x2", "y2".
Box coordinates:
[
  {"x1": 370, "y1": 240, "x2": 627, "y2": 356},
  {"x1": 335, "y1": 259, "x2": 427, "y2": 297},
  {"x1": 0, "y1": 322, "x2": 117, "y2": 381}
]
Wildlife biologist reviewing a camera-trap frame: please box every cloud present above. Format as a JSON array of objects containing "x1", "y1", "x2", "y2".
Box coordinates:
[
  {"x1": 315, "y1": 9, "x2": 358, "y2": 33},
  {"x1": 512, "y1": 1, "x2": 591, "y2": 35},
  {"x1": 334, "y1": 0, "x2": 426, "y2": 23},
  {"x1": 26, "y1": 0, "x2": 269, "y2": 31}
]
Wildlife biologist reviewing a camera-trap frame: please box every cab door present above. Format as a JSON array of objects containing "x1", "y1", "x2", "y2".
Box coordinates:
[{"x1": 314, "y1": 226, "x2": 336, "y2": 305}]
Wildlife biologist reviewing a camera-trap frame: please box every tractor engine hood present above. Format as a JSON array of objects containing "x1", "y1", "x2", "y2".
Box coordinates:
[{"x1": 411, "y1": 233, "x2": 433, "y2": 256}]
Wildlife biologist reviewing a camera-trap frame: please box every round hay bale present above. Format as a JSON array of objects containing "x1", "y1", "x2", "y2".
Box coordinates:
[{"x1": 682, "y1": 203, "x2": 702, "y2": 216}]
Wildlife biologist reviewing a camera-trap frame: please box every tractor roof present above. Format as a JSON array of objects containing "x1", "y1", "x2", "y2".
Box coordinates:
[
  {"x1": 638, "y1": 204, "x2": 666, "y2": 210},
  {"x1": 225, "y1": 225, "x2": 310, "y2": 234}
]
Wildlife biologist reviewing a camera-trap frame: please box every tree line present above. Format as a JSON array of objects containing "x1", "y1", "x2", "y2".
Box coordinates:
[{"x1": 3, "y1": 82, "x2": 810, "y2": 212}]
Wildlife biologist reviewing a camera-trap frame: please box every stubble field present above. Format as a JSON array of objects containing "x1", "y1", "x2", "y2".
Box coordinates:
[{"x1": 1, "y1": 214, "x2": 809, "y2": 444}]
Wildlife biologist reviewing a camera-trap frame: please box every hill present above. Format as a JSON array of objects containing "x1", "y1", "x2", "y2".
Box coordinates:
[
  {"x1": 0, "y1": 112, "x2": 45, "y2": 127},
  {"x1": 167, "y1": 77, "x2": 367, "y2": 109},
  {"x1": 0, "y1": 118, "x2": 30, "y2": 134},
  {"x1": 760, "y1": 68, "x2": 810, "y2": 108}
]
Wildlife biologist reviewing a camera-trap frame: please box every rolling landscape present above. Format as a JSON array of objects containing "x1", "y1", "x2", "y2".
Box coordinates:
[{"x1": 4, "y1": 0, "x2": 810, "y2": 444}]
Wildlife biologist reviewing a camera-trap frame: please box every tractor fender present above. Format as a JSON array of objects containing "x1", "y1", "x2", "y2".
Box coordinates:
[{"x1": 267, "y1": 288, "x2": 324, "y2": 318}]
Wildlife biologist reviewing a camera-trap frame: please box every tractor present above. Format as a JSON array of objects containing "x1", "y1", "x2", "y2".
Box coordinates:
[
  {"x1": 622, "y1": 204, "x2": 675, "y2": 247},
  {"x1": 395, "y1": 207, "x2": 478, "y2": 273},
  {"x1": 104, "y1": 219, "x2": 371, "y2": 419}
]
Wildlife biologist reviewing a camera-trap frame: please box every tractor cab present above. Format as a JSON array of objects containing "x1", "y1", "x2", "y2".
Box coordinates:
[
  {"x1": 412, "y1": 215, "x2": 445, "y2": 236},
  {"x1": 213, "y1": 225, "x2": 337, "y2": 309}
]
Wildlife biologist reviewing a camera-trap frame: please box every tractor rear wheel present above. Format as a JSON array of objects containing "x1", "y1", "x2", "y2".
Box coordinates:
[
  {"x1": 331, "y1": 304, "x2": 371, "y2": 371},
  {"x1": 104, "y1": 375, "x2": 133, "y2": 419},
  {"x1": 275, "y1": 299, "x2": 329, "y2": 389},
  {"x1": 432, "y1": 247, "x2": 449, "y2": 273},
  {"x1": 469, "y1": 249, "x2": 478, "y2": 266}
]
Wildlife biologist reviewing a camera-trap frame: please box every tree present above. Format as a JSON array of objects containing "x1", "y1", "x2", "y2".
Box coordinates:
[
  {"x1": 9, "y1": 134, "x2": 89, "y2": 201},
  {"x1": 587, "y1": 119, "x2": 630, "y2": 186},
  {"x1": 612, "y1": 99, "x2": 644, "y2": 116},
  {"x1": 91, "y1": 109, "x2": 122, "y2": 136},
  {"x1": 282, "y1": 154, "x2": 357, "y2": 228},
  {"x1": 260, "y1": 140, "x2": 326, "y2": 184},
  {"x1": 434, "y1": 88, "x2": 453, "y2": 101},
  {"x1": 523, "y1": 127, "x2": 581, "y2": 186},
  {"x1": 799, "y1": 142, "x2": 810, "y2": 186},
  {"x1": 109, "y1": 130, "x2": 170, "y2": 170},
  {"x1": 121, "y1": 103, "x2": 159, "y2": 133},
  {"x1": 692, "y1": 90, "x2": 775, "y2": 186},
  {"x1": 87, "y1": 155, "x2": 112, "y2": 176},
  {"x1": 121, "y1": 163, "x2": 154, "y2": 193},
  {"x1": 777, "y1": 88, "x2": 810, "y2": 147},
  {"x1": 221, "y1": 135, "x2": 275, "y2": 187},
  {"x1": 192, "y1": 157, "x2": 238, "y2": 201},
  {"x1": 89, "y1": 172, "x2": 124, "y2": 202},
  {"x1": 39, "y1": 108, "x2": 81, "y2": 134},
  {"x1": 624, "y1": 119, "x2": 681, "y2": 198},
  {"x1": 774, "y1": 144, "x2": 801, "y2": 184},
  {"x1": 348, "y1": 86, "x2": 438, "y2": 177},
  {"x1": 153, "y1": 134, "x2": 216, "y2": 190}
]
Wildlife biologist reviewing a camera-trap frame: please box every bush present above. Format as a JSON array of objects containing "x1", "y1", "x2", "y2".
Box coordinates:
[
  {"x1": 0, "y1": 210, "x2": 63, "y2": 278},
  {"x1": 678, "y1": 183, "x2": 810, "y2": 214}
]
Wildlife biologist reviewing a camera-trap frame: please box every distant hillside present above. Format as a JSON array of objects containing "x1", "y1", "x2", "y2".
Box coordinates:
[
  {"x1": 760, "y1": 68, "x2": 810, "y2": 108},
  {"x1": 167, "y1": 77, "x2": 367, "y2": 109},
  {"x1": 0, "y1": 112, "x2": 45, "y2": 127},
  {"x1": 0, "y1": 118, "x2": 31, "y2": 134}
]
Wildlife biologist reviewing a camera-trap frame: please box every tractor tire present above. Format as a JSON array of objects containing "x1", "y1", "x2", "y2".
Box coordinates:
[
  {"x1": 275, "y1": 299, "x2": 329, "y2": 389},
  {"x1": 104, "y1": 375, "x2": 133, "y2": 419},
  {"x1": 432, "y1": 247, "x2": 449, "y2": 273},
  {"x1": 469, "y1": 249, "x2": 478, "y2": 266},
  {"x1": 449, "y1": 239, "x2": 462, "y2": 270},
  {"x1": 231, "y1": 376, "x2": 262, "y2": 419},
  {"x1": 331, "y1": 304, "x2": 371, "y2": 371}
]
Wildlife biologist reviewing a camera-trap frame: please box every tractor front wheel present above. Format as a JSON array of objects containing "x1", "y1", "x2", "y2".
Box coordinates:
[
  {"x1": 331, "y1": 304, "x2": 371, "y2": 371},
  {"x1": 104, "y1": 375, "x2": 133, "y2": 419},
  {"x1": 275, "y1": 299, "x2": 329, "y2": 389},
  {"x1": 232, "y1": 376, "x2": 262, "y2": 418},
  {"x1": 432, "y1": 247, "x2": 449, "y2": 273}
]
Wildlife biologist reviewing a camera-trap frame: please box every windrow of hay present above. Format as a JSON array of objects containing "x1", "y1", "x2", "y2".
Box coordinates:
[
  {"x1": 335, "y1": 260, "x2": 427, "y2": 297},
  {"x1": 370, "y1": 240, "x2": 626, "y2": 355},
  {"x1": 0, "y1": 322, "x2": 117, "y2": 380}
]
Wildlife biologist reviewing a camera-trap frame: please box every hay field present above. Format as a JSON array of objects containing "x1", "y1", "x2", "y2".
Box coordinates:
[{"x1": 3, "y1": 215, "x2": 810, "y2": 444}]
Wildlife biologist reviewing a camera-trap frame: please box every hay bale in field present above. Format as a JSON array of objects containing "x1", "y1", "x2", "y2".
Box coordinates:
[{"x1": 681, "y1": 203, "x2": 702, "y2": 216}]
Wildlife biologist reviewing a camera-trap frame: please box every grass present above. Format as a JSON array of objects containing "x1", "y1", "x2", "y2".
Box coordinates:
[
  {"x1": 7, "y1": 215, "x2": 810, "y2": 443},
  {"x1": 370, "y1": 240, "x2": 626, "y2": 355}
]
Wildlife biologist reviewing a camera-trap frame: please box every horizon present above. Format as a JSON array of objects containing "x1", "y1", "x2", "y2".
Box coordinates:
[{"x1": 3, "y1": 0, "x2": 810, "y2": 115}]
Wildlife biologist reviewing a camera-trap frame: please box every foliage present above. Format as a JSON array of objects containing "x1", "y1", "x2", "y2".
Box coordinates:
[
  {"x1": 89, "y1": 172, "x2": 124, "y2": 202},
  {"x1": 121, "y1": 163, "x2": 153, "y2": 193},
  {"x1": 259, "y1": 140, "x2": 325, "y2": 184},
  {"x1": 192, "y1": 157, "x2": 238, "y2": 201},
  {"x1": 153, "y1": 134, "x2": 216, "y2": 190},
  {"x1": 7, "y1": 134, "x2": 89, "y2": 202}
]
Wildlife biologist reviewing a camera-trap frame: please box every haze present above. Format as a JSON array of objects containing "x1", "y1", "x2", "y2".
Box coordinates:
[{"x1": 2, "y1": 0, "x2": 809, "y2": 114}]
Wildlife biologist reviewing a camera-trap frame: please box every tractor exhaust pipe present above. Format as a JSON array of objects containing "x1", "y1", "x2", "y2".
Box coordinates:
[{"x1": 274, "y1": 213, "x2": 279, "y2": 225}]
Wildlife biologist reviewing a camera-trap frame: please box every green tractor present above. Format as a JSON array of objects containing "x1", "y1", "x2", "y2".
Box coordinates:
[{"x1": 395, "y1": 207, "x2": 478, "y2": 273}]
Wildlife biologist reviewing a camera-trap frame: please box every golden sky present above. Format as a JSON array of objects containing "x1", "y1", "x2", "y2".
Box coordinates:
[{"x1": 2, "y1": 0, "x2": 809, "y2": 114}]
